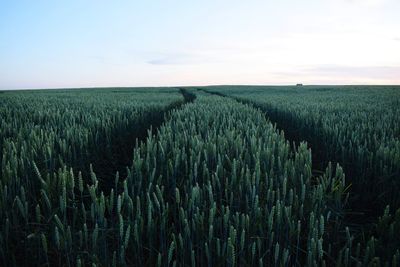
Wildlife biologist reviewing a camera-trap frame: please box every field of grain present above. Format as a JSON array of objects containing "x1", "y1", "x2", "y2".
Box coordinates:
[{"x1": 0, "y1": 86, "x2": 399, "y2": 266}]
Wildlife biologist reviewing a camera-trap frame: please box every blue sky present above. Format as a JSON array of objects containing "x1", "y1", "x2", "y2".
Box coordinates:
[{"x1": 1, "y1": 0, "x2": 400, "y2": 89}]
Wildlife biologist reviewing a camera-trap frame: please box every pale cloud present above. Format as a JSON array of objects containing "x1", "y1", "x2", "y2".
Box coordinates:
[
  {"x1": 146, "y1": 52, "x2": 214, "y2": 65},
  {"x1": 267, "y1": 65, "x2": 400, "y2": 85},
  {"x1": 147, "y1": 57, "x2": 185, "y2": 65},
  {"x1": 307, "y1": 65, "x2": 400, "y2": 78},
  {"x1": 342, "y1": 0, "x2": 388, "y2": 6}
]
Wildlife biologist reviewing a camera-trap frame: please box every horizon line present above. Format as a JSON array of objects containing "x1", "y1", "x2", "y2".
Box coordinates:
[{"x1": 2, "y1": 84, "x2": 400, "y2": 91}]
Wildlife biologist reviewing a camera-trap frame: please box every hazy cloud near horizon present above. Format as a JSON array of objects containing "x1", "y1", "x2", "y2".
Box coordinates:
[{"x1": 0, "y1": 0, "x2": 399, "y2": 89}]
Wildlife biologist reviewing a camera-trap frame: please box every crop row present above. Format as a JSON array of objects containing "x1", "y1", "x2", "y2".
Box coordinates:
[
  {"x1": 203, "y1": 85, "x2": 400, "y2": 266},
  {"x1": 0, "y1": 88, "x2": 184, "y2": 186},
  {"x1": 1, "y1": 87, "x2": 399, "y2": 266},
  {"x1": 1, "y1": 89, "x2": 347, "y2": 266},
  {"x1": 0, "y1": 88, "x2": 184, "y2": 265}
]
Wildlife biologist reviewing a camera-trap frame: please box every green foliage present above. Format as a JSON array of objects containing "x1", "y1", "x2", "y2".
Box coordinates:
[
  {"x1": 210, "y1": 85, "x2": 400, "y2": 209},
  {"x1": 205, "y1": 85, "x2": 400, "y2": 266},
  {"x1": 0, "y1": 86, "x2": 398, "y2": 266}
]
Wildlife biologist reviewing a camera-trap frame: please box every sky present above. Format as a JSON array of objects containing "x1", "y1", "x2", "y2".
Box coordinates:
[{"x1": 1, "y1": 0, "x2": 400, "y2": 89}]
